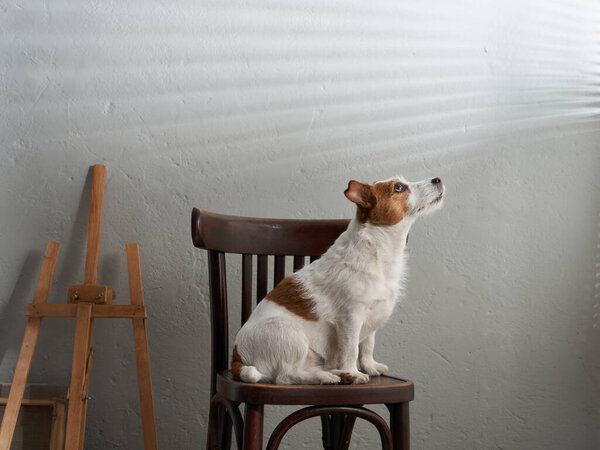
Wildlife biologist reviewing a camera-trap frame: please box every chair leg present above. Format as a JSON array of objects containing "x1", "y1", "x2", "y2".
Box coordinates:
[
  {"x1": 219, "y1": 405, "x2": 233, "y2": 450},
  {"x1": 243, "y1": 403, "x2": 264, "y2": 450},
  {"x1": 320, "y1": 415, "x2": 331, "y2": 450},
  {"x1": 320, "y1": 413, "x2": 357, "y2": 450},
  {"x1": 207, "y1": 397, "x2": 233, "y2": 449},
  {"x1": 386, "y1": 403, "x2": 409, "y2": 450},
  {"x1": 207, "y1": 397, "x2": 218, "y2": 449}
]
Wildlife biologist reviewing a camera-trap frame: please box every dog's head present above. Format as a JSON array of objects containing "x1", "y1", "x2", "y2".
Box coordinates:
[{"x1": 344, "y1": 176, "x2": 444, "y2": 226}]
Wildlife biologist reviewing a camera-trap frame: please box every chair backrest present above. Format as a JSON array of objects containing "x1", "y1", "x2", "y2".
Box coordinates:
[{"x1": 191, "y1": 208, "x2": 349, "y2": 396}]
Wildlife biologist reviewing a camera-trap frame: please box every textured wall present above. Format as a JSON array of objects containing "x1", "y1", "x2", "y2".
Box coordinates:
[{"x1": 1, "y1": 0, "x2": 599, "y2": 448}]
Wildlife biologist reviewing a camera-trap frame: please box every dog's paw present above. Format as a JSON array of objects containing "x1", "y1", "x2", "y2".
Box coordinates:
[
  {"x1": 361, "y1": 361, "x2": 389, "y2": 376},
  {"x1": 317, "y1": 372, "x2": 342, "y2": 385},
  {"x1": 331, "y1": 370, "x2": 370, "y2": 385}
]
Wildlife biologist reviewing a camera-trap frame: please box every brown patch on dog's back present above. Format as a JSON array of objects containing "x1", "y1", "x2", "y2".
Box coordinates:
[
  {"x1": 265, "y1": 275, "x2": 318, "y2": 321},
  {"x1": 231, "y1": 345, "x2": 245, "y2": 380},
  {"x1": 346, "y1": 180, "x2": 410, "y2": 226}
]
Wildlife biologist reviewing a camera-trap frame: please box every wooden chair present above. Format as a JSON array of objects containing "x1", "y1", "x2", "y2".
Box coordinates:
[{"x1": 191, "y1": 208, "x2": 414, "y2": 450}]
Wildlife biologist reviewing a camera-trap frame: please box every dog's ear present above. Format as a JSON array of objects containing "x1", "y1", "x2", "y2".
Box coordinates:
[{"x1": 344, "y1": 180, "x2": 374, "y2": 209}]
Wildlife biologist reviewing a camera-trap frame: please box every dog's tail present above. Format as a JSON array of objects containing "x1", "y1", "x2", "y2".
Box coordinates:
[{"x1": 231, "y1": 345, "x2": 265, "y2": 383}]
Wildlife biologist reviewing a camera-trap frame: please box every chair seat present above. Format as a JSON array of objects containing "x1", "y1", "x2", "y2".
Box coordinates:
[{"x1": 217, "y1": 371, "x2": 414, "y2": 405}]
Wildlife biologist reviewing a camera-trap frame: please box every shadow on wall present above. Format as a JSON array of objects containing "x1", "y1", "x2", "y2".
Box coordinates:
[
  {"x1": 592, "y1": 210, "x2": 600, "y2": 389},
  {"x1": 51, "y1": 167, "x2": 94, "y2": 292},
  {"x1": 5, "y1": 2, "x2": 600, "y2": 182},
  {"x1": 0, "y1": 168, "x2": 94, "y2": 376},
  {"x1": 0, "y1": 251, "x2": 42, "y2": 368}
]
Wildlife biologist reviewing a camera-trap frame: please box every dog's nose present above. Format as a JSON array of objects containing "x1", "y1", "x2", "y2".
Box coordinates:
[{"x1": 431, "y1": 177, "x2": 441, "y2": 185}]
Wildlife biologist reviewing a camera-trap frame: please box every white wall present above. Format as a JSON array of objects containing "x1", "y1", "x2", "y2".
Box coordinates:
[{"x1": 1, "y1": 0, "x2": 599, "y2": 448}]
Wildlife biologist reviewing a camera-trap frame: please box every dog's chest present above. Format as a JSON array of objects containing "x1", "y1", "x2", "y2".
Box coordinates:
[
  {"x1": 362, "y1": 296, "x2": 395, "y2": 334},
  {"x1": 364, "y1": 252, "x2": 404, "y2": 301},
  {"x1": 360, "y1": 265, "x2": 402, "y2": 334}
]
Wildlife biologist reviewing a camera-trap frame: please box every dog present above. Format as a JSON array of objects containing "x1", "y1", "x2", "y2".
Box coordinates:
[{"x1": 231, "y1": 176, "x2": 444, "y2": 385}]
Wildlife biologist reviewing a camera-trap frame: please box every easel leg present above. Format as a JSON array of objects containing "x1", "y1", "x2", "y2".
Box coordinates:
[
  {"x1": 0, "y1": 318, "x2": 42, "y2": 448},
  {"x1": 132, "y1": 318, "x2": 158, "y2": 450},
  {"x1": 78, "y1": 319, "x2": 95, "y2": 450},
  {"x1": 65, "y1": 303, "x2": 93, "y2": 450},
  {"x1": 127, "y1": 243, "x2": 158, "y2": 450},
  {"x1": 0, "y1": 241, "x2": 60, "y2": 449}
]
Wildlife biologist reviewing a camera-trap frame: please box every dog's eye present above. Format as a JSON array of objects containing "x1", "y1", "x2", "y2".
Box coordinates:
[{"x1": 394, "y1": 183, "x2": 405, "y2": 193}]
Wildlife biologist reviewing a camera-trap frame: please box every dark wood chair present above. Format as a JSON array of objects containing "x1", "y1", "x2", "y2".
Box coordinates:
[{"x1": 191, "y1": 208, "x2": 414, "y2": 450}]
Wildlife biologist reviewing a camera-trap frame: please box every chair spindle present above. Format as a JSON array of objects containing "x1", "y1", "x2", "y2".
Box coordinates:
[
  {"x1": 274, "y1": 255, "x2": 286, "y2": 285},
  {"x1": 241, "y1": 254, "x2": 253, "y2": 325},
  {"x1": 256, "y1": 255, "x2": 268, "y2": 302}
]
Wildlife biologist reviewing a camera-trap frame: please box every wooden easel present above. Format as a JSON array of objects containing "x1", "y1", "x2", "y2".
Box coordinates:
[{"x1": 0, "y1": 165, "x2": 158, "y2": 450}]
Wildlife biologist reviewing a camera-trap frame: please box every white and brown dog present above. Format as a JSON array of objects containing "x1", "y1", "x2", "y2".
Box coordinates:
[{"x1": 232, "y1": 176, "x2": 444, "y2": 385}]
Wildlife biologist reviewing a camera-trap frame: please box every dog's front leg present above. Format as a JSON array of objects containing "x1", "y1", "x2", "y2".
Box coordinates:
[
  {"x1": 331, "y1": 314, "x2": 370, "y2": 384},
  {"x1": 359, "y1": 332, "x2": 389, "y2": 376}
]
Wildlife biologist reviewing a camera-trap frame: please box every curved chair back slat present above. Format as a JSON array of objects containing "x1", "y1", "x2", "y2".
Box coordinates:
[{"x1": 192, "y1": 208, "x2": 349, "y2": 256}]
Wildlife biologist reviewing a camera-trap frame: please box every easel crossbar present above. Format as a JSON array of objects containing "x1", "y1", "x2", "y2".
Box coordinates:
[{"x1": 26, "y1": 304, "x2": 147, "y2": 319}]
